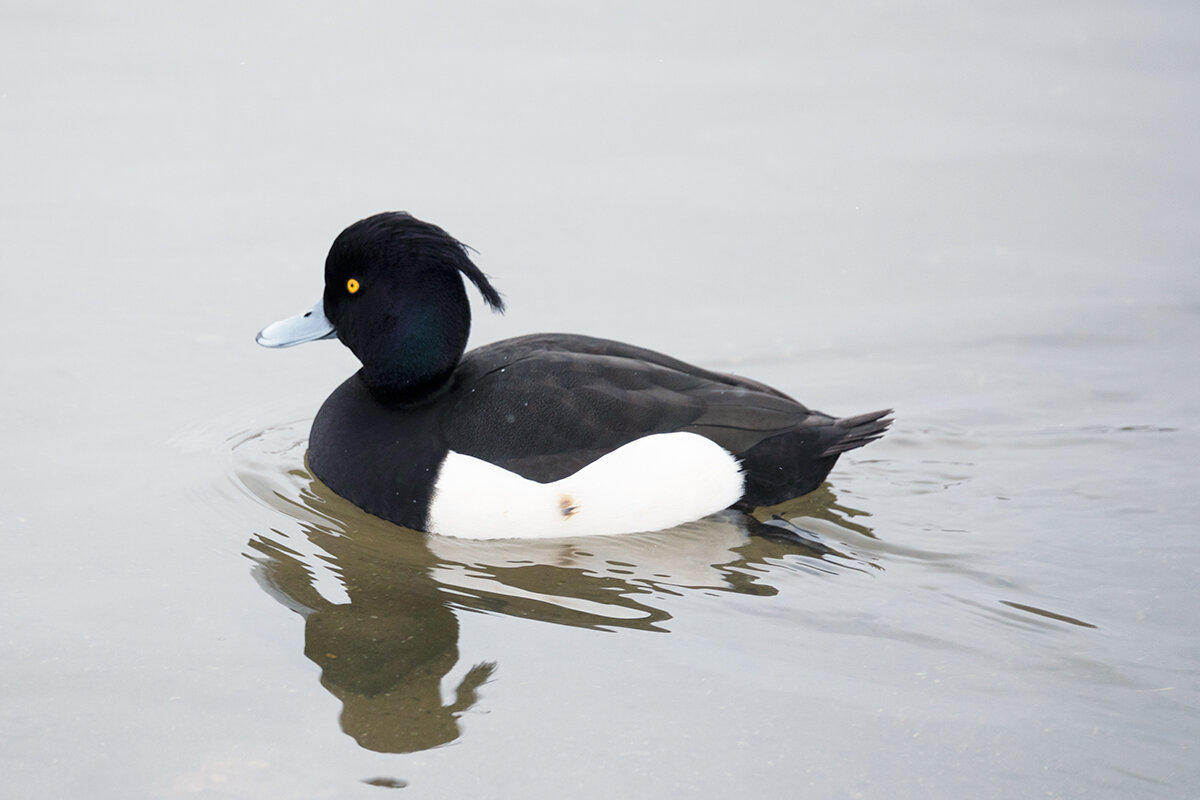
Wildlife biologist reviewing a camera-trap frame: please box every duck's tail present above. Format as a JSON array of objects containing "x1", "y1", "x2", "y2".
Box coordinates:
[{"x1": 820, "y1": 409, "x2": 893, "y2": 457}]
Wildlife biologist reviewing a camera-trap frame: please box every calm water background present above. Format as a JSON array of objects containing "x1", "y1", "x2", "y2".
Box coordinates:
[{"x1": 3, "y1": 2, "x2": 1199, "y2": 797}]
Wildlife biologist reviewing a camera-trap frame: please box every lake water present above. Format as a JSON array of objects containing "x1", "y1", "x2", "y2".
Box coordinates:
[{"x1": 3, "y1": 2, "x2": 1199, "y2": 797}]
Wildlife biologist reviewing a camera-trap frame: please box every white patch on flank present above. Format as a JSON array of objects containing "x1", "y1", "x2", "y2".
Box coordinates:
[{"x1": 426, "y1": 432, "x2": 744, "y2": 539}]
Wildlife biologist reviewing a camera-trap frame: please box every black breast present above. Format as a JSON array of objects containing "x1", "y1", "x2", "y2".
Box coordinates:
[{"x1": 307, "y1": 373, "x2": 448, "y2": 530}]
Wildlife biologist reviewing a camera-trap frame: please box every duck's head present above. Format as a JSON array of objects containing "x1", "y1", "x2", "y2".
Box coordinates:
[{"x1": 257, "y1": 212, "x2": 505, "y2": 400}]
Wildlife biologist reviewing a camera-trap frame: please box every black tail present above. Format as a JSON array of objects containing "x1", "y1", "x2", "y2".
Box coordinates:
[{"x1": 820, "y1": 409, "x2": 893, "y2": 457}]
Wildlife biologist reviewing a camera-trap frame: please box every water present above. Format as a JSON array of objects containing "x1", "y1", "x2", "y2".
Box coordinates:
[{"x1": 3, "y1": 2, "x2": 1199, "y2": 797}]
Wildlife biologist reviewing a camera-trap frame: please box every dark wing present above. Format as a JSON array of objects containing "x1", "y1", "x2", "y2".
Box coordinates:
[{"x1": 442, "y1": 334, "x2": 833, "y2": 483}]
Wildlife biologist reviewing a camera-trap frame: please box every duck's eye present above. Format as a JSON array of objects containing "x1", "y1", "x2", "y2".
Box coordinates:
[{"x1": 346, "y1": 278, "x2": 360, "y2": 294}]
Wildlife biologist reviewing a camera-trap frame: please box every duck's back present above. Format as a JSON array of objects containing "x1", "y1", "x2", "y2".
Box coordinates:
[{"x1": 443, "y1": 334, "x2": 887, "y2": 507}]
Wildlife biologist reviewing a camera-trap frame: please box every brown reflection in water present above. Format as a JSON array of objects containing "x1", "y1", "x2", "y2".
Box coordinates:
[
  {"x1": 245, "y1": 468, "x2": 878, "y2": 754},
  {"x1": 999, "y1": 600, "x2": 1098, "y2": 629},
  {"x1": 248, "y1": 508, "x2": 489, "y2": 754}
]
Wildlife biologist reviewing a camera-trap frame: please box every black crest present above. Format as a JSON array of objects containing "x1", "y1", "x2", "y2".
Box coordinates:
[{"x1": 330, "y1": 211, "x2": 506, "y2": 313}]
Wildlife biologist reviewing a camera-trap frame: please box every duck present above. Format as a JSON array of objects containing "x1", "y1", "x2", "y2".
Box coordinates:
[{"x1": 257, "y1": 212, "x2": 891, "y2": 540}]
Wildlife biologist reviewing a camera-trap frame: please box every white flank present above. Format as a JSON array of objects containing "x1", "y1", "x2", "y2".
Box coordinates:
[{"x1": 426, "y1": 432, "x2": 744, "y2": 539}]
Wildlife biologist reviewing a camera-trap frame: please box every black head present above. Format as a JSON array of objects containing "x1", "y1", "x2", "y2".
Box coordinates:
[{"x1": 322, "y1": 212, "x2": 505, "y2": 401}]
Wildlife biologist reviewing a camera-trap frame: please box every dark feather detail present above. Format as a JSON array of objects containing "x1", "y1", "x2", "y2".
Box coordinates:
[
  {"x1": 440, "y1": 333, "x2": 890, "y2": 508},
  {"x1": 820, "y1": 409, "x2": 894, "y2": 456},
  {"x1": 333, "y1": 211, "x2": 506, "y2": 313},
  {"x1": 390, "y1": 211, "x2": 506, "y2": 313},
  {"x1": 449, "y1": 246, "x2": 505, "y2": 314}
]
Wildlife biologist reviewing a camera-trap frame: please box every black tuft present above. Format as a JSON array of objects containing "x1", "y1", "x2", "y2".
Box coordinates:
[
  {"x1": 339, "y1": 211, "x2": 506, "y2": 313},
  {"x1": 451, "y1": 242, "x2": 506, "y2": 314}
]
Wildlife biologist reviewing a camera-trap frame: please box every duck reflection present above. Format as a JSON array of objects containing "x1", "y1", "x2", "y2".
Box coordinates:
[
  {"x1": 244, "y1": 463, "x2": 877, "y2": 754},
  {"x1": 248, "y1": 508, "x2": 490, "y2": 753}
]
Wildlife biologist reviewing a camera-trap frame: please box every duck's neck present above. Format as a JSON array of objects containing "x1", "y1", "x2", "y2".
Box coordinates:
[
  {"x1": 358, "y1": 295, "x2": 470, "y2": 405},
  {"x1": 361, "y1": 359, "x2": 458, "y2": 406}
]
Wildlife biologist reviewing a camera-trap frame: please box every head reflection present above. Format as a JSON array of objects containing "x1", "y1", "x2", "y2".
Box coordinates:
[
  {"x1": 246, "y1": 469, "x2": 877, "y2": 754},
  {"x1": 248, "y1": 504, "x2": 491, "y2": 753}
]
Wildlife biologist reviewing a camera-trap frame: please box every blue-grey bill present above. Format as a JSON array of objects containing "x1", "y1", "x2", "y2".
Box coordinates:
[{"x1": 256, "y1": 299, "x2": 338, "y2": 348}]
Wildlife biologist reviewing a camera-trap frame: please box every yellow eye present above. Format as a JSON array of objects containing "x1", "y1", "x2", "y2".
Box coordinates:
[{"x1": 346, "y1": 278, "x2": 360, "y2": 294}]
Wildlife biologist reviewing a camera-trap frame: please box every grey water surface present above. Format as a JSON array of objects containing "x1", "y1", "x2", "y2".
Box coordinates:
[{"x1": 3, "y1": 2, "x2": 1199, "y2": 798}]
